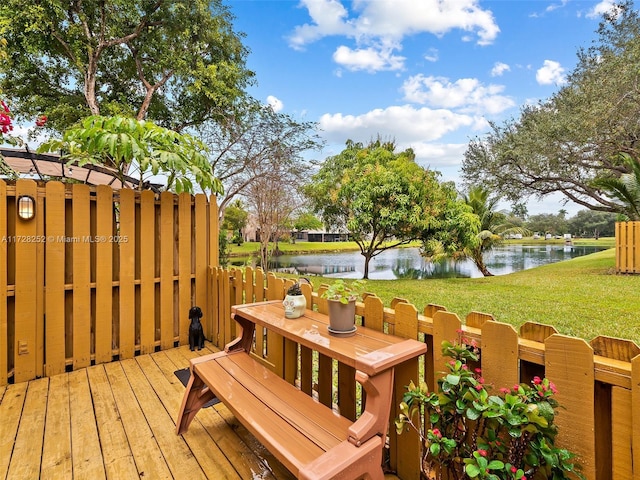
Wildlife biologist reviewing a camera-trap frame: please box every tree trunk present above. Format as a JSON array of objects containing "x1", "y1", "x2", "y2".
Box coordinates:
[
  {"x1": 85, "y1": 56, "x2": 100, "y2": 115},
  {"x1": 362, "y1": 252, "x2": 372, "y2": 279},
  {"x1": 472, "y1": 252, "x2": 493, "y2": 277}
]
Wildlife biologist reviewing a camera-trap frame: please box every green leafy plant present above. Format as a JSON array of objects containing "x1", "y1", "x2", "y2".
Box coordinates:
[
  {"x1": 321, "y1": 279, "x2": 366, "y2": 304},
  {"x1": 287, "y1": 282, "x2": 303, "y2": 296},
  {"x1": 396, "y1": 336, "x2": 583, "y2": 480}
]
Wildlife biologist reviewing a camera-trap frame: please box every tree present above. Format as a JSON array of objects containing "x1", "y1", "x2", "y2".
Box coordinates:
[
  {"x1": 592, "y1": 152, "x2": 640, "y2": 220},
  {"x1": 291, "y1": 212, "x2": 324, "y2": 244},
  {"x1": 462, "y1": 1, "x2": 640, "y2": 214},
  {"x1": 198, "y1": 100, "x2": 322, "y2": 216},
  {"x1": 0, "y1": 0, "x2": 253, "y2": 133},
  {"x1": 461, "y1": 186, "x2": 529, "y2": 276},
  {"x1": 568, "y1": 209, "x2": 618, "y2": 237},
  {"x1": 221, "y1": 199, "x2": 249, "y2": 244},
  {"x1": 525, "y1": 213, "x2": 568, "y2": 237},
  {"x1": 245, "y1": 168, "x2": 302, "y2": 270},
  {"x1": 38, "y1": 115, "x2": 221, "y2": 194},
  {"x1": 305, "y1": 139, "x2": 449, "y2": 279}
]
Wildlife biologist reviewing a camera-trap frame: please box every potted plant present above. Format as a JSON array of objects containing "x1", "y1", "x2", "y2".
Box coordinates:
[
  {"x1": 395, "y1": 336, "x2": 584, "y2": 480},
  {"x1": 283, "y1": 281, "x2": 307, "y2": 319},
  {"x1": 321, "y1": 279, "x2": 366, "y2": 335}
]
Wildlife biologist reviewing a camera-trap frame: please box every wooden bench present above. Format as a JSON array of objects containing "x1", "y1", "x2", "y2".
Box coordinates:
[{"x1": 176, "y1": 301, "x2": 426, "y2": 480}]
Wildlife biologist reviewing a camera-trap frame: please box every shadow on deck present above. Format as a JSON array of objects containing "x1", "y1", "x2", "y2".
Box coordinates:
[{"x1": 0, "y1": 344, "x2": 400, "y2": 479}]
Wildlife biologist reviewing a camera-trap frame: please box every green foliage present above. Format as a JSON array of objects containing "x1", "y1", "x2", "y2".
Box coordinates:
[
  {"x1": 567, "y1": 209, "x2": 617, "y2": 237},
  {"x1": 592, "y1": 152, "x2": 640, "y2": 220},
  {"x1": 0, "y1": 0, "x2": 253, "y2": 132},
  {"x1": 222, "y1": 200, "x2": 249, "y2": 233},
  {"x1": 293, "y1": 212, "x2": 324, "y2": 232},
  {"x1": 396, "y1": 338, "x2": 583, "y2": 480},
  {"x1": 38, "y1": 115, "x2": 222, "y2": 194},
  {"x1": 305, "y1": 138, "x2": 455, "y2": 278},
  {"x1": 321, "y1": 279, "x2": 366, "y2": 304},
  {"x1": 462, "y1": 1, "x2": 640, "y2": 214},
  {"x1": 286, "y1": 282, "x2": 304, "y2": 296},
  {"x1": 218, "y1": 233, "x2": 230, "y2": 268}
]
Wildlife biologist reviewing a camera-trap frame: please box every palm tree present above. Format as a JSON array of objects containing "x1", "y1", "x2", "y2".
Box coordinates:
[
  {"x1": 462, "y1": 186, "x2": 529, "y2": 276},
  {"x1": 593, "y1": 153, "x2": 640, "y2": 220}
]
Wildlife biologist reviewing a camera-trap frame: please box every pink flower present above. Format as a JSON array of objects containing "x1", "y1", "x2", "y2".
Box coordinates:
[
  {"x1": 35, "y1": 115, "x2": 47, "y2": 127},
  {"x1": 549, "y1": 382, "x2": 558, "y2": 394},
  {"x1": 500, "y1": 387, "x2": 510, "y2": 394},
  {"x1": 1, "y1": 101, "x2": 9, "y2": 114},
  {"x1": 533, "y1": 376, "x2": 542, "y2": 385},
  {"x1": 474, "y1": 367, "x2": 482, "y2": 374},
  {"x1": 511, "y1": 466, "x2": 517, "y2": 473},
  {"x1": 513, "y1": 384, "x2": 520, "y2": 391},
  {"x1": 431, "y1": 428, "x2": 442, "y2": 438},
  {"x1": 477, "y1": 449, "x2": 487, "y2": 457}
]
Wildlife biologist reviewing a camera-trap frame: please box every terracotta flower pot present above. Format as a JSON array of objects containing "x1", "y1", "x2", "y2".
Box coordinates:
[{"x1": 327, "y1": 299, "x2": 356, "y2": 336}]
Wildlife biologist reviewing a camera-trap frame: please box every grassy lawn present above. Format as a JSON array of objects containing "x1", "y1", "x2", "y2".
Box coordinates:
[{"x1": 231, "y1": 239, "x2": 640, "y2": 344}]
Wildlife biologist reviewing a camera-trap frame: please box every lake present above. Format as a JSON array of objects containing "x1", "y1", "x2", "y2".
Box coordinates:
[{"x1": 232, "y1": 244, "x2": 607, "y2": 279}]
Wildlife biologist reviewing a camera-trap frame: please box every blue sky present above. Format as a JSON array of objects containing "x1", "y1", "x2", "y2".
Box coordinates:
[{"x1": 228, "y1": 0, "x2": 617, "y2": 216}]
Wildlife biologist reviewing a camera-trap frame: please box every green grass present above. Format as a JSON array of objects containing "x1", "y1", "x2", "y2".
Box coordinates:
[{"x1": 241, "y1": 241, "x2": 638, "y2": 344}]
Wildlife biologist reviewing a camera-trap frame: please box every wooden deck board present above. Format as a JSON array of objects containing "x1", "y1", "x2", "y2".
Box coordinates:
[
  {"x1": 69, "y1": 369, "x2": 108, "y2": 478},
  {"x1": 86, "y1": 364, "x2": 139, "y2": 479},
  {"x1": 7, "y1": 378, "x2": 48, "y2": 479},
  {"x1": 0, "y1": 382, "x2": 27, "y2": 477},
  {"x1": 41, "y1": 374, "x2": 72, "y2": 479},
  {"x1": 0, "y1": 344, "x2": 401, "y2": 480}
]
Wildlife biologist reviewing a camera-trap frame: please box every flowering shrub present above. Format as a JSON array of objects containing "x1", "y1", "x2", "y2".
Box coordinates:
[
  {"x1": 395, "y1": 338, "x2": 583, "y2": 480},
  {"x1": 0, "y1": 100, "x2": 13, "y2": 136}
]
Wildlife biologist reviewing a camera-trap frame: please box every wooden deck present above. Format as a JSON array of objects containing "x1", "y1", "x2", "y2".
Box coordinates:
[{"x1": 0, "y1": 343, "x2": 400, "y2": 479}]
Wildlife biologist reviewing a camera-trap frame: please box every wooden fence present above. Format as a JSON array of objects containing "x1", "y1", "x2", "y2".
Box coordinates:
[
  {"x1": 616, "y1": 221, "x2": 640, "y2": 273},
  {"x1": 212, "y1": 266, "x2": 639, "y2": 480},
  {"x1": 0, "y1": 179, "x2": 219, "y2": 384}
]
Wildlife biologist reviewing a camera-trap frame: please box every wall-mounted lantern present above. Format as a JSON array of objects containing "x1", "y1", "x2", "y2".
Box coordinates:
[{"x1": 17, "y1": 195, "x2": 35, "y2": 220}]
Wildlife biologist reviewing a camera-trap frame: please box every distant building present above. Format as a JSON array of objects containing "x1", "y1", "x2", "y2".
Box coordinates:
[{"x1": 293, "y1": 230, "x2": 350, "y2": 242}]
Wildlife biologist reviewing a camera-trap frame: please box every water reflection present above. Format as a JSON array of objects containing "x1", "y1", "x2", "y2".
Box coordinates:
[{"x1": 231, "y1": 245, "x2": 606, "y2": 280}]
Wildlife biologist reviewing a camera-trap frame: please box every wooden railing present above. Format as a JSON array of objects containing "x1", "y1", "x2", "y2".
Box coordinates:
[
  {"x1": 212, "y1": 266, "x2": 639, "y2": 480},
  {"x1": 0, "y1": 179, "x2": 219, "y2": 384}
]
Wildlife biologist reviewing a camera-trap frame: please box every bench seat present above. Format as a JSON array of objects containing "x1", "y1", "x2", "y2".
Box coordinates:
[{"x1": 180, "y1": 351, "x2": 385, "y2": 479}]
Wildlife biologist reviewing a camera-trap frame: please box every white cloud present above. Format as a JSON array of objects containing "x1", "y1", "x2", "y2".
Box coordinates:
[
  {"x1": 333, "y1": 44, "x2": 405, "y2": 71},
  {"x1": 266, "y1": 95, "x2": 284, "y2": 112},
  {"x1": 401, "y1": 74, "x2": 515, "y2": 115},
  {"x1": 586, "y1": 0, "x2": 617, "y2": 19},
  {"x1": 409, "y1": 142, "x2": 469, "y2": 168},
  {"x1": 289, "y1": 0, "x2": 500, "y2": 72},
  {"x1": 288, "y1": 0, "x2": 352, "y2": 50},
  {"x1": 424, "y1": 48, "x2": 439, "y2": 62},
  {"x1": 318, "y1": 104, "x2": 474, "y2": 145},
  {"x1": 536, "y1": 60, "x2": 566, "y2": 85},
  {"x1": 490, "y1": 62, "x2": 510, "y2": 77}
]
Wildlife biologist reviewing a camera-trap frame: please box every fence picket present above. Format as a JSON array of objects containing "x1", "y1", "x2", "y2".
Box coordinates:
[
  {"x1": 159, "y1": 192, "x2": 174, "y2": 350},
  {"x1": 139, "y1": 190, "x2": 155, "y2": 355},
  {"x1": 178, "y1": 193, "x2": 191, "y2": 346},
  {"x1": 0, "y1": 181, "x2": 5, "y2": 386},
  {"x1": 45, "y1": 182, "x2": 66, "y2": 375},
  {"x1": 545, "y1": 334, "x2": 596, "y2": 479},
  {"x1": 194, "y1": 194, "x2": 207, "y2": 330},
  {"x1": 392, "y1": 302, "x2": 421, "y2": 480},
  {"x1": 481, "y1": 321, "x2": 519, "y2": 389},
  {"x1": 72, "y1": 184, "x2": 91, "y2": 370},
  {"x1": 632, "y1": 355, "x2": 640, "y2": 480},
  {"x1": 118, "y1": 189, "x2": 135, "y2": 360}
]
